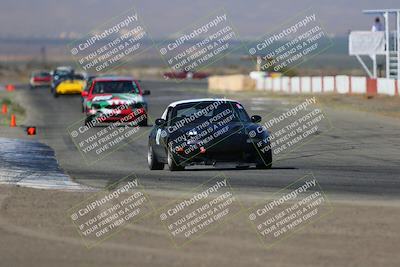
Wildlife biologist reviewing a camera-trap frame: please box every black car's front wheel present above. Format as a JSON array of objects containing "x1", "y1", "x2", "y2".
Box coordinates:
[
  {"x1": 148, "y1": 146, "x2": 164, "y2": 170},
  {"x1": 138, "y1": 117, "x2": 148, "y2": 127},
  {"x1": 167, "y1": 148, "x2": 184, "y2": 171},
  {"x1": 256, "y1": 149, "x2": 272, "y2": 169}
]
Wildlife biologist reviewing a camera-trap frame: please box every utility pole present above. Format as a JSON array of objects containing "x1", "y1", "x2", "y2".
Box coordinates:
[{"x1": 40, "y1": 45, "x2": 47, "y2": 67}]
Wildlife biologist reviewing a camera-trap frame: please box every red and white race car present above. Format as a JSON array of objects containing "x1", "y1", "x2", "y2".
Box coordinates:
[
  {"x1": 81, "y1": 76, "x2": 150, "y2": 127},
  {"x1": 29, "y1": 71, "x2": 52, "y2": 89}
]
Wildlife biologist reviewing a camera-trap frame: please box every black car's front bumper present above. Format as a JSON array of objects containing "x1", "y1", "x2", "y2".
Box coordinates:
[{"x1": 172, "y1": 136, "x2": 270, "y2": 166}]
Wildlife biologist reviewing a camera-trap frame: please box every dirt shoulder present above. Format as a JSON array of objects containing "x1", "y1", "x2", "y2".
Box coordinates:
[
  {"x1": 0, "y1": 90, "x2": 26, "y2": 127},
  {"x1": 0, "y1": 185, "x2": 399, "y2": 267},
  {"x1": 222, "y1": 90, "x2": 400, "y2": 120},
  {"x1": 314, "y1": 93, "x2": 400, "y2": 119}
]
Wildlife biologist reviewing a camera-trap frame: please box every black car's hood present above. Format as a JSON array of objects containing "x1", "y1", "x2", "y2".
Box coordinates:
[{"x1": 167, "y1": 121, "x2": 268, "y2": 146}]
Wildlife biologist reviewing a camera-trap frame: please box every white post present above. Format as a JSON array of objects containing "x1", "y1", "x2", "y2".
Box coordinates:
[
  {"x1": 358, "y1": 55, "x2": 373, "y2": 78},
  {"x1": 373, "y1": 54, "x2": 377, "y2": 78},
  {"x1": 385, "y1": 11, "x2": 390, "y2": 78},
  {"x1": 256, "y1": 56, "x2": 261, "y2": 71},
  {"x1": 397, "y1": 11, "x2": 400, "y2": 79}
]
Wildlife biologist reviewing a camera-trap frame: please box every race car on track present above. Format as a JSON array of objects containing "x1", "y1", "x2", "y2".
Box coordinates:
[
  {"x1": 163, "y1": 71, "x2": 209, "y2": 80},
  {"x1": 80, "y1": 74, "x2": 97, "y2": 112},
  {"x1": 148, "y1": 98, "x2": 272, "y2": 171},
  {"x1": 29, "y1": 70, "x2": 51, "y2": 88},
  {"x1": 53, "y1": 72, "x2": 85, "y2": 97},
  {"x1": 82, "y1": 76, "x2": 150, "y2": 126},
  {"x1": 50, "y1": 66, "x2": 74, "y2": 93},
  {"x1": 80, "y1": 74, "x2": 120, "y2": 112}
]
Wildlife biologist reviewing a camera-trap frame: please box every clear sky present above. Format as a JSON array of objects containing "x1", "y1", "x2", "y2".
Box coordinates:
[{"x1": 0, "y1": 0, "x2": 398, "y2": 38}]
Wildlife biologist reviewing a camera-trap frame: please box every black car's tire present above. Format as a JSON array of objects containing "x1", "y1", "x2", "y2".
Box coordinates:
[
  {"x1": 138, "y1": 117, "x2": 148, "y2": 127},
  {"x1": 148, "y1": 146, "x2": 164, "y2": 170},
  {"x1": 256, "y1": 149, "x2": 272, "y2": 169},
  {"x1": 167, "y1": 149, "x2": 184, "y2": 171}
]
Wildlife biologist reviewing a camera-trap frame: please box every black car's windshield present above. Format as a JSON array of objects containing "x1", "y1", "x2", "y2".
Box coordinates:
[
  {"x1": 170, "y1": 101, "x2": 250, "y2": 125},
  {"x1": 92, "y1": 81, "x2": 140, "y2": 94},
  {"x1": 54, "y1": 70, "x2": 71, "y2": 76},
  {"x1": 53, "y1": 70, "x2": 72, "y2": 81}
]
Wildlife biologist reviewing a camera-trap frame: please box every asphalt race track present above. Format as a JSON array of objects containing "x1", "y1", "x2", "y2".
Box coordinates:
[{"x1": 18, "y1": 80, "x2": 400, "y2": 198}]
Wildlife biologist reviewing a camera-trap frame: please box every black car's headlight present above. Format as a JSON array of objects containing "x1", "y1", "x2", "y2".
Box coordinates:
[{"x1": 246, "y1": 127, "x2": 270, "y2": 143}]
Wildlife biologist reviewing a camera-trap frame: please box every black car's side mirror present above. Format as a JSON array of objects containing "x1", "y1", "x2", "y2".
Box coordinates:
[
  {"x1": 251, "y1": 115, "x2": 262, "y2": 123},
  {"x1": 155, "y1": 118, "x2": 166, "y2": 126},
  {"x1": 143, "y1": 90, "x2": 151, "y2": 95}
]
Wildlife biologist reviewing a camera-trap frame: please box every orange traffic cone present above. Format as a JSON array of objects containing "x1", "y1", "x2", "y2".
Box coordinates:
[
  {"x1": 10, "y1": 114, "x2": 16, "y2": 127},
  {"x1": 1, "y1": 104, "x2": 7, "y2": 114}
]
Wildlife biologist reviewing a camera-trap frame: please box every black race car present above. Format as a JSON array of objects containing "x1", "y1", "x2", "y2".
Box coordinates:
[
  {"x1": 50, "y1": 66, "x2": 74, "y2": 93},
  {"x1": 148, "y1": 98, "x2": 272, "y2": 171}
]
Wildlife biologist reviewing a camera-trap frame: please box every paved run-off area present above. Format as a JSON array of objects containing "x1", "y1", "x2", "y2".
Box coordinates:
[
  {"x1": 0, "y1": 80, "x2": 399, "y2": 267},
  {"x1": 0, "y1": 137, "x2": 88, "y2": 190}
]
